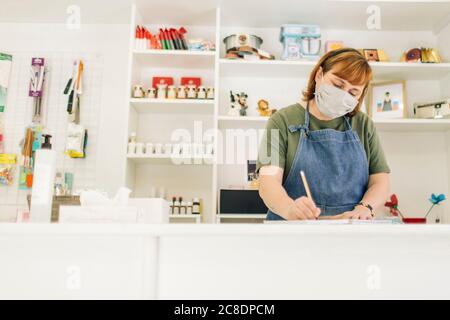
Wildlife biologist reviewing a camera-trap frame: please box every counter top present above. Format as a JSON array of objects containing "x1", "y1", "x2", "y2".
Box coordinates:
[
  {"x1": 1, "y1": 222, "x2": 450, "y2": 236},
  {"x1": 2, "y1": 222, "x2": 450, "y2": 299}
]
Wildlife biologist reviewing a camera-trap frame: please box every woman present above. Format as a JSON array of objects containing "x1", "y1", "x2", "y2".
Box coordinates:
[{"x1": 257, "y1": 48, "x2": 390, "y2": 220}]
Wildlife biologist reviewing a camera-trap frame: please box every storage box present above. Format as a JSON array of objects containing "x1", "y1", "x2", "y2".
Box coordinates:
[{"x1": 27, "y1": 195, "x2": 80, "y2": 223}]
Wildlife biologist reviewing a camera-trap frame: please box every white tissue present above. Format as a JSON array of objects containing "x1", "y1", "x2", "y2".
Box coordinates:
[
  {"x1": 112, "y1": 187, "x2": 132, "y2": 206},
  {"x1": 80, "y1": 187, "x2": 131, "y2": 207}
]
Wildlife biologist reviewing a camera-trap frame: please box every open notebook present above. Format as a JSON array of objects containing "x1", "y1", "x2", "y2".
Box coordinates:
[{"x1": 264, "y1": 218, "x2": 400, "y2": 225}]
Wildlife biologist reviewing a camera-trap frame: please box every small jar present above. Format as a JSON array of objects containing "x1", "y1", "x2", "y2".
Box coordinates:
[
  {"x1": 205, "y1": 143, "x2": 214, "y2": 155},
  {"x1": 173, "y1": 201, "x2": 180, "y2": 215},
  {"x1": 164, "y1": 143, "x2": 172, "y2": 155},
  {"x1": 170, "y1": 197, "x2": 177, "y2": 214},
  {"x1": 135, "y1": 142, "x2": 145, "y2": 155},
  {"x1": 127, "y1": 132, "x2": 137, "y2": 154},
  {"x1": 180, "y1": 201, "x2": 187, "y2": 214},
  {"x1": 182, "y1": 144, "x2": 192, "y2": 157},
  {"x1": 192, "y1": 198, "x2": 201, "y2": 215},
  {"x1": 154, "y1": 143, "x2": 164, "y2": 155},
  {"x1": 186, "y1": 202, "x2": 193, "y2": 215},
  {"x1": 172, "y1": 144, "x2": 182, "y2": 155},
  {"x1": 145, "y1": 143, "x2": 154, "y2": 155}
]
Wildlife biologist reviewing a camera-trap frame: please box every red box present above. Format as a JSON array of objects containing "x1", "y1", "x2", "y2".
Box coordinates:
[
  {"x1": 181, "y1": 77, "x2": 201, "y2": 87},
  {"x1": 402, "y1": 218, "x2": 427, "y2": 224},
  {"x1": 152, "y1": 77, "x2": 174, "y2": 88}
]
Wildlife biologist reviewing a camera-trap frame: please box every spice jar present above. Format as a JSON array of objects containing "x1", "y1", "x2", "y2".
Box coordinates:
[{"x1": 192, "y1": 198, "x2": 201, "y2": 215}]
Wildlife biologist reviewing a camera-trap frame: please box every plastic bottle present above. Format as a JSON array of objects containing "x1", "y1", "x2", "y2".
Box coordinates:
[{"x1": 30, "y1": 134, "x2": 56, "y2": 223}]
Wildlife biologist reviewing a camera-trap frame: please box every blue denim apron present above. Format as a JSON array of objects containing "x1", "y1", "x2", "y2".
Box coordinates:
[{"x1": 266, "y1": 105, "x2": 369, "y2": 220}]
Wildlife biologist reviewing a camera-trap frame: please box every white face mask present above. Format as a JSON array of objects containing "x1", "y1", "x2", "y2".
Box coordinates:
[{"x1": 314, "y1": 83, "x2": 359, "y2": 119}]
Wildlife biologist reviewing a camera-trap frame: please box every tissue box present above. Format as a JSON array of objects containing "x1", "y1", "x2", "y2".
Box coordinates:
[
  {"x1": 129, "y1": 198, "x2": 169, "y2": 224},
  {"x1": 59, "y1": 206, "x2": 139, "y2": 223},
  {"x1": 59, "y1": 198, "x2": 169, "y2": 224}
]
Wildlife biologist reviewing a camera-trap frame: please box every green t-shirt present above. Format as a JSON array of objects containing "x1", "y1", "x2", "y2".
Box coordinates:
[{"x1": 257, "y1": 103, "x2": 390, "y2": 182}]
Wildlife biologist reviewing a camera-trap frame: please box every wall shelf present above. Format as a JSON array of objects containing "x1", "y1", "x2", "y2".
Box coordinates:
[
  {"x1": 130, "y1": 98, "x2": 215, "y2": 114},
  {"x1": 127, "y1": 154, "x2": 214, "y2": 165},
  {"x1": 170, "y1": 214, "x2": 202, "y2": 224},
  {"x1": 218, "y1": 116, "x2": 450, "y2": 132},
  {"x1": 218, "y1": 116, "x2": 269, "y2": 122},
  {"x1": 133, "y1": 49, "x2": 215, "y2": 69},
  {"x1": 374, "y1": 118, "x2": 450, "y2": 132},
  {"x1": 220, "y1": 59, "x2": 450, "y2": 80}
]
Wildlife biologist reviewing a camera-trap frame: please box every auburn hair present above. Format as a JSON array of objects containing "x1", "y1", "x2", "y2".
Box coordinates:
[{"x1": 303, "y1": 48, "x2": 373, "y2": 117}]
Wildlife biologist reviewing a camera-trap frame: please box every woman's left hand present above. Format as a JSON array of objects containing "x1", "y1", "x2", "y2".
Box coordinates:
[{"x1": 342, "y1": 205, "x2": 374, "y2": 220}]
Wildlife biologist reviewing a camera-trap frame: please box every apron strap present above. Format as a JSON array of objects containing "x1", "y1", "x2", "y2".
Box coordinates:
[
  {"x1": 288, "y1": 124, "x2": 308, "y2": 133},
  {"x1": 288, "y1": 102, "x2": 311, "y2": 134},
  {"x1": 343, "y1": 116, "x2": 352, "y2": 130}
]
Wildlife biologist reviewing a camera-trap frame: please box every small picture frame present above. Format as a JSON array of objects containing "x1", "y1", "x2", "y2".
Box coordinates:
[
  {"x1": 367, "y1": 81, "x2": 407, "y2": 119},
  {"x1": 363, "y1": 49, "x2": 380, "y2": 62}
]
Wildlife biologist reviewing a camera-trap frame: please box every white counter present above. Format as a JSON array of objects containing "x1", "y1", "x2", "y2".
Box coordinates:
[{"x1": 1, "y1": 223, "x2": 450, "y2": 299}]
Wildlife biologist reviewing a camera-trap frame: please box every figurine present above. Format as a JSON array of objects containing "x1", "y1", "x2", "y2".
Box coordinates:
[
  {"x1": 177, "y1": 85, "x2": 187, "y2": 99},
  {"x1": 187, "y1": 85, "x2": 198, "y2": 99},
  {"x1": 229, "y1": 91, "x2": 248, "y2": 117},
  {"x1": 132, "y1": 85, "x2": 145, "y2": 98},
  {"x1": 206, "y1": 87, "x2": 215, "y2": 100},
  {"x1": 157, "y1": 84, "x2": 167, "y2": 99},
  {"x1": 257, "y1": 99, "x2": 277, "y2": 117},
  {"x1": 167, "y1": 85, "x2": 177, "y2": 99},
  {"x1": 146, "y1": 88, "x2": 157, "y2": 99},
  {"x1": 197, "y1": 86, "x2": 207, "y2": 99}
]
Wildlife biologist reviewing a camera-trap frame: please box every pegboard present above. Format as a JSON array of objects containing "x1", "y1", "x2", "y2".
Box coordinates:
[{"x1": 0, "y1": 51, "x2": 104, "y2": 216}]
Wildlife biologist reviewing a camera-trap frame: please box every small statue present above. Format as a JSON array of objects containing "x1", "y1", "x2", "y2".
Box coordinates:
[
  {"x1": 257, "y1": 99, "x2": 277, "y2": 117},
  {"x1": 229, "y1": 91, "x2": 248, "y2": 117}
]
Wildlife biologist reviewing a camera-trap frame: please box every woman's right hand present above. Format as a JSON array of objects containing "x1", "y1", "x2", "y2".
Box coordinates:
[{"x1": 284, "y1": 197, "x2": 321, "y2": 220}]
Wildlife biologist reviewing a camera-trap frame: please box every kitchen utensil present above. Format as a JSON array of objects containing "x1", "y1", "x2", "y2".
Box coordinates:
[
  {"x1": 280, "y1": 24, "x2": 321, "y2": 60},
  {"x1": 414, "y1": 99, "x2": 450, "y2": 119},
  {"x1": 223, "y1": 34, "x2": 263, "y2": 53}
]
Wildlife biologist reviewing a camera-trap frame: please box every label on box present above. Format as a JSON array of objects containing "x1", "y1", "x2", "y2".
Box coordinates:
[
  {"x1": 152, "y1": 77, "x2": 174, "y2": 89},
  {"x1": 181, "y1": 77, "x2": 201, "y2": 87}
]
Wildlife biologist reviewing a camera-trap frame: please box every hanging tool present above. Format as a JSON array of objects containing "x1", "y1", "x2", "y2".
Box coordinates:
[
  {"x1": 29, "y1": 58, "x2": 46, "y2": 124},
  {"x1": 64, "y1": 59, "x2": 87, "y2": 158},
  {"x1": 64, "y1": 60, "x2": 83, "y2": 123}
]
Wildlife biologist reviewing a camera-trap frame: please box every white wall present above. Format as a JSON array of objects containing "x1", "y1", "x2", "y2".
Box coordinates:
[
  {"x1": 0, "y1": 23, "x2": 130, "y2": 221},
  {"x1": 438, "y1": 22, "x2": 450, "y2": 98}
]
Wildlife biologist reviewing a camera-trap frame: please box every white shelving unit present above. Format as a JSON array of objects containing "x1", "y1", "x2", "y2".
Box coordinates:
[
  {"x1": 218, "y1": 116, "x2": 450, "y2": 132},
  {"x1": 130, "y1": 98, "x2": 215, "y2": 114},
  {"x1": 220, "y1": 59, "x2": 450, "y2": 80},
  {"x1": 170, "y1": 214, "x2": 202, "y2": 224},
  {"x1": 127, "y1": 154, "x2": 214, "y2": 165},
  {"x1": 124, "y1": 0, "x2": 450, "y2": 224}
]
